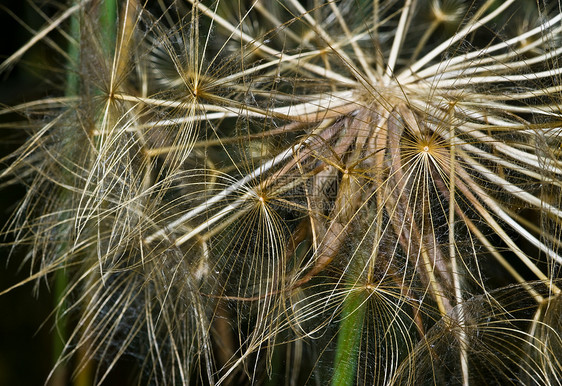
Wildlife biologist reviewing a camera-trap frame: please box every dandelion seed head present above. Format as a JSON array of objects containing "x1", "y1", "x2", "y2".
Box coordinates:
[{"x1": 2, "y1": 0, "x2": 562, "y2": 384}]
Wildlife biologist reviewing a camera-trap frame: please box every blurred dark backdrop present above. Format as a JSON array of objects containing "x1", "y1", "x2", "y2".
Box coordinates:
[{"x1": 1, "y1": 1, "x2": 61, "y2": 385}]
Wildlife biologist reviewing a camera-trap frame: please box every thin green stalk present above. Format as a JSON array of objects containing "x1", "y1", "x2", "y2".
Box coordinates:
[
  {"x1": 99, "y1": 0, "x2": 117, "y2": 57},
  {"x1": 53, "y1": 1, "x2": 118, "y2": 385},
  {"x1": 66, "y1": 7, "x2": 80, "y2": 96},
  {"x1": 331, "y1": 289, "x2": 368, "y2": 386},
  {"x1": 51, "y1": 268, "x2": 69, "y2": 386},
  {"x1": 73, "y1": 2, "x2": 119, "y2": 384},
  {"x1": 50, "y1": 6, "x2": 81, "y2": 386}
]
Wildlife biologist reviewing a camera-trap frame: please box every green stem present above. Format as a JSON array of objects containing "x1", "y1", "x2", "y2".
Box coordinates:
[
  {"x1": 50, "y1": 5, "x2": 81, "y2": 386},
  {"x1": 52, "y1": 2, "x2": 118, "y2": 385},
  {"x1": 99, "y1": 0, "x2": 117, "y2": 57},
  {"x1": 51, "y1": 268, "x2": 69, "y2": 386},
  {"x1": 75, "y1": 3, "x2": 119, "y2": 385},
  {"x1": 65, "y1": 8, "x2": 80, "y2": 96},
  {"x1": 331, "y1": 289, "x2": 368, "y2": 386}
]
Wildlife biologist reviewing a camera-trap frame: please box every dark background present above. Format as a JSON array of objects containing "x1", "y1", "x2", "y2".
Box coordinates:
[{"x1": 0, "y1": 1, "x2": 61, "y2": 385}]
